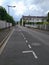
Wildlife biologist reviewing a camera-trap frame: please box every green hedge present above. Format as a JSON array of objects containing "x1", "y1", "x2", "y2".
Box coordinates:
[{"x1": 0, "y1": 6, "x2": 15, "y2": 26}]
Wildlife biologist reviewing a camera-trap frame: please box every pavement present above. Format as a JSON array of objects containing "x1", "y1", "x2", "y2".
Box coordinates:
[
  {"x1": 0, "y1": 25, "x2": 49, "y2": 65},
  {"x1": 27, "y1": 27, "x2": 49, "y2": 35},
  {"x1": 0, "y1": 28, "x2": 13, "y2": 47}
]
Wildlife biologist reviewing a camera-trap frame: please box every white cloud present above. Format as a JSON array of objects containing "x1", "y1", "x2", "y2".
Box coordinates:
[
  {"x1": 0, "y1": 0, "x2": 4, "y2": 5},
  {"x1": 45, "y1": 10, "x2": 49, "y2": 15},
  {"x1": 11, "y1": 1, "x2": 43, "y2": 16},
  {"x1": 0, "y1": 0, "x2": 49, "y2": 21},
  {"x1": 12, "y1": 1, "x2": 26, "y2": 16},
  {"x1": 29, "y1": 4, "x2": 43, "y2": 12},
  {"x1": 29, "y1": 5, "x2": 38, "y2": 11},
  {"x1": 25, "y1": 0, "x2": 34, "y2": 5}
]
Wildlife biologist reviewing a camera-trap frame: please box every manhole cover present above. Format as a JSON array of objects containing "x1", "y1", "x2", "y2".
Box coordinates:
[{"x1": 32, "y1": 43, "x2": 41, "y2": 46}]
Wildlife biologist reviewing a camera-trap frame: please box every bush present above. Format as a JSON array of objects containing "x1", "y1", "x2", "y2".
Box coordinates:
[
  {"x1": 0, "y1": 6, "x2": 7, "y2": 20},
  {"x1": 0, "y1": 6, "x2": 15, "y2": 26},
  {"x1": 36, "y1": 22, "x2": 43, "y2": 24}
]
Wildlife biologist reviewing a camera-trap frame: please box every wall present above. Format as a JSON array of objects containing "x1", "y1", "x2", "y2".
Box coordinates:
[
  {"x1": 38, "y1": 24, "x2": 49, "y2": 30},
  {"x1": 0, "y1": 20, "x2": 12, "y2": 29},
  {"x1": 25, "y1": 23, "x2": 49, "y2": 31}
]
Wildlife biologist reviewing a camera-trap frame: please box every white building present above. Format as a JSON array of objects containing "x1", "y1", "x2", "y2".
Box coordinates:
[{"x1": 22, "y1": 16, "x2": 47, "y2": 26}]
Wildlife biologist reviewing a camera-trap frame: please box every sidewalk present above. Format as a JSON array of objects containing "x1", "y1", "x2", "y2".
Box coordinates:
[
  {"x1": 18, "y1": 25, "x2": 49, "y2": 35},
  {"x1": 28, "y1": 27, "x2": 49, "y2": 35},
  {"x1": 0, "y1": 28, "x2": 13, "y2": 47}
]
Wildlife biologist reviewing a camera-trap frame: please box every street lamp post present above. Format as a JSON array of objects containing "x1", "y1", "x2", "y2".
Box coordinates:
[
  {"x1": 7, "y1": 5, "x2": 16, "y2": 14},
  {"x1": 7, "y1": 5, "x2": 16, "y2": 29}
]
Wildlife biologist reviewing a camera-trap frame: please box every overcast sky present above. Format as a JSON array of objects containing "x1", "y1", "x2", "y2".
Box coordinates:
[{"x1": 0, "y1": 0, "x2": 49, "y2": 21}]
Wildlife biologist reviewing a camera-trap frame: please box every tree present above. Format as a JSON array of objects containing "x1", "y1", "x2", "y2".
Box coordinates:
[
  {"x1": 20, "y1": 18, "x2": 22, "y2": 25},
  {"x1": 16, "y1": 22, "x2": 18, "y2": 25},
  {"x1": 0, "y1": 6, "x2": 16, "y2": 26},
  {"x1": 23, "y1": 20, "x2": 25, "y2": 26},
  {"x1": 47, "y1": 12, "x2": 49, "y2": 22},
  {"x1": 36, "y1": 22, "x2": 43, "y2": 24},
  {"x1": 0, "y1": 6, "x2": 7, "y2": 20},
  {"x1": 6, "y1": 14, "x2": 15, "y2": 26}
]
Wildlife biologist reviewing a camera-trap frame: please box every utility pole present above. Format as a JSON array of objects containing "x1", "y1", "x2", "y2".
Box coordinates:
[
  {"x1": 7, "y1": 5, "x2": 16, "y2": 29},
  {"x1": 7, "y1": 5, "x2": 16, "y2": 14}
]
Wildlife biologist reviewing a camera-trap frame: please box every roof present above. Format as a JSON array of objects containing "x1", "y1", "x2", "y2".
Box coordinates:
[{"x1": 22, "y1": 16, "x2": 47, "y2": 20}]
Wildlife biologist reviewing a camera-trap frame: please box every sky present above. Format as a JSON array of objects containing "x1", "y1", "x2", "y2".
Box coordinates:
[{"x1": 0, "y1": 0, "x2": 49, "y2": 21}]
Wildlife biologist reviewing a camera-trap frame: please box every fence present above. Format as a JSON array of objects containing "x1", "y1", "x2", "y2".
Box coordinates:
[
  {"x1": 38, "y1": 24, "x2": 49, "y2": 30},
  {"x1": 0, "y1": 20, "x2": 12, "y2": 29},
  {"x1": 25, "y1": 24, "x2": 49, "y2": 31},
  {"x1": 25, "y1": 24, "x2": 38, "y2": 28}
]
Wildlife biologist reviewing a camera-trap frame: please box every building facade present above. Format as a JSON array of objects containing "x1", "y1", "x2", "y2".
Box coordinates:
[{"x1": 22, "y1": 16, "x2": 47, "y2": 26}]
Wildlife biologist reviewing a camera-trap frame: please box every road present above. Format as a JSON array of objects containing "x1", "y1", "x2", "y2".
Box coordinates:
[{"x1": 0, "y1": 25, "x2": 49, "y2": 65}]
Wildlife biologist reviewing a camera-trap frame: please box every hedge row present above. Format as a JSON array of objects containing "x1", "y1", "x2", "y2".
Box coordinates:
[{"x1": 0, "y1": 6, "x2": 15, "y2": 26}]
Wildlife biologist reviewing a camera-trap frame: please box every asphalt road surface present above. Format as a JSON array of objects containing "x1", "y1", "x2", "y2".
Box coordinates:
[{"x1": 0, "y1": 25, "x2": 49, "y2": 65}]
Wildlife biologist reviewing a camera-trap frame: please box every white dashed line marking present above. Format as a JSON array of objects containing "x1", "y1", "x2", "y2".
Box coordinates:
[
  {"x1": 22, "y1": 50, "x2": 32, "y2": 53},
  {"x1": 24, "y1": 37, "x2": 26, "y2": 40},
  {"x1": 26, "y1": 40, "x2": 28, "y2": 43},
  {"x1": 22, "y1": 34, "x2": 24, "y2": 37},
  {"x1": 32, "y1": 51, "x2": 38, "y2": 59},
  {"x1": 21, "y1": 33, "x2": 24, "y2": 38},
  {"x1": 19, "y1": 30, "x2": 21, "y2": 31},
  {"x1": 28, "y1": 44, "x2": 31, "y2": 48},
  {"x1": 22, "y1": 50, "x2": 38, "y2": 59},
  {"x1": 21, "y1": 33, "x2": 28, "y2": 44}
]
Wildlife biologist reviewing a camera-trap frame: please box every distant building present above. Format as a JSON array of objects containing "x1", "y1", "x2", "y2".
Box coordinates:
[{"x1": 22, "y1": 15, "x2": 47, "y2": 26}]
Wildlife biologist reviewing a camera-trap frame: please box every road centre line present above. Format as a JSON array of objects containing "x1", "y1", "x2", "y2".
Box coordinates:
[
  {"x1": 21, "y1": 33, "x2": 27, "y2": 40},
  {"x1": 28, "y1": 44, "x2": 31, "y2": 48},
  {"x1": 32, "y1": 50, "x2": 38, "y2": 59},
  {"x1": 26, "y1": 40, "x2": 28, "y2": 43},
  {"x1": 21, "y1": 33, "x2": 24, "y2": 38},
  {"x1": 21, "y1": 32, "x2": 28, "y2": 43},
  {"x1": 19, "y1": 30, "x2": 21, "y2": 31},
  {"x1": 24, "y1": 37, "x2": 26, "y2": 40},
  {"x1": 22, "y1": 50, "x2": 32, "y2": 53},
  {"x1": 22, "y1": 50, "x2": 38, "y2": 59}
]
